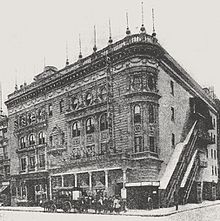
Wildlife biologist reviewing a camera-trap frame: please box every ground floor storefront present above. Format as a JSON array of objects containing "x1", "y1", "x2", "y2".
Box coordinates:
[{"x1": 10, "y1": 172, "x2": 48, "y2": 206}]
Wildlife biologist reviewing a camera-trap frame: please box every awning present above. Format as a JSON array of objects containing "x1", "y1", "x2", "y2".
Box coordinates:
[{"x1": 125, "y1": 181, "x2": 160, "y2": 187}]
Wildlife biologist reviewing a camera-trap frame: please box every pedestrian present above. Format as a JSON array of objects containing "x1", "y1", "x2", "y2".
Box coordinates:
[
  {"x1": 113, "y1": 195, "x2": 121, "y2": 214},
  {"x1": 147, "y1": 195, "x2": 153, "y2": 210},
  {"x1": 174, "y1": 190, "x2": 179, "y2": 211}
]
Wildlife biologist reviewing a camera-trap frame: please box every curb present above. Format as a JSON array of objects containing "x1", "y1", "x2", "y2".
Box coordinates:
[{"x1": 0, "y1": 202, "x2": 220, "y2": 217}]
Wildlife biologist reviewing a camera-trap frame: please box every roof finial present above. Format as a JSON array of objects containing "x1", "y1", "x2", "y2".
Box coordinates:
[
  {"x1": 43, "y1": 56, "x2": 46, "y2": 70},
  {"x1": 140, "y1": 2, "x2": 146, "y2": 33},
  {"x1": 93, "y1": 25, "x2": 97, "y2": 53},
  {"x1": 78, "y1": 34, "x2": 82, "y2": 59},
  {"x1": 66, "y1": 41, "x2": 69, "y2": 66},
  {"x1": 126, "y1": 12, "x2": 131, "y2": 35},
  {"x1": 15, "y1": 71, "x2": 18, "y2": 91},
  {"x1": 108, "y1": 19, "x2": 113, "y2": 44},
  {"x1": 152, "y1": 8, "x2": 156, "y2": 37}
]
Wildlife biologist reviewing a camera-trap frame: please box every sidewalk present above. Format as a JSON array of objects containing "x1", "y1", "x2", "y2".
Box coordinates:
[{"x1": 0, "y1": 200, "x2": 220, "y2": 217}]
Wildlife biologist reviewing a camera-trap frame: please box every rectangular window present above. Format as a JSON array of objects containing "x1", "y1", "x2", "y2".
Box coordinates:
[
  {"x1": 48, "y1": 104, "x2": 53, "y2": 117},
  {"x1": 171, "y1": 107, "x2": 175, "y2": 121},
  {"x1": 21, "y1": 158, "x2": 26, "y2": 171},
  {"x1": 211, "y1": 149, "x2": 213, "y2": 159},
  {"x1": 215, "y1": 166, "x2": 217, "y2": 176},
  {"x1": 170, "y1": 80, "x2": 174, "y2": 96},
  {"x1": 134, "y1": 136, "x2": 143, "y2": 153},
  {"x1": 214, "y1": 150, "x2": 217, "y2": 160},
  {"x1": 149, "y1": 136, "x2": 155, "y2": 152},
  {"x1": 213, "y1": 118, "x2": 216, "y2": 128},
  {"x1": 29, "y1": 156, "x2": 35, "y2": 170},
  {"x1": 172, "y1": 133, "x2": 175, "y2": 148},
  {"x1": 212, "y1": 166, "x2": 214, "y2": 175},
  {"x1": 39, "y1": 154, "x2": 45, "y2": 168}
]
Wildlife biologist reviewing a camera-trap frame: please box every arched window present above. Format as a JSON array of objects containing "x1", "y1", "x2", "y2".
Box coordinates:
[
  {"x1": 134, "y1": 105, "x2": 141, "y2": 124},
  {"x1": 71, "y1": 97, "x2": 79, "y2": 110},
  {"x1": 86, "y1": 118, "x2": 95, "y2": 134},
  {"x1": 39, "y1": 131, "x2": 46, "y2": 145},
  {"x1": 85, "y1": 93, "x2": 93, "y2": 106},
  {"x1": 100, "y1": 113, "x2": 108, "y2": 131},
  {"x1": 101, "y1": 87, "x2": 107, "y2": 101},
  {"x1": 20, "y1": 137, "x2": 26, "y2": 149},
  {"x1": 59, "y1": 99, "x2": 64, "y2": 113},
  {"x1": 149, "y1": 105, "x2": 155, "y2": 123},
  {"x1": 29, "y1": 134, "x2": 35, "y2": 146},
  {"x1": 72, "y1": 121, "x2": 80, "y2": 137}
]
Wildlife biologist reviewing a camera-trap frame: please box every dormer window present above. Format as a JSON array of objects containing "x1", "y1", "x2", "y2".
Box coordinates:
[
  {"x1": 20, "y1": 137, "x2": 26, "y2": 149},
  {"x1": 39, "y1": 131, "x2": 46, "y2": 145},
  {"x1": 85, "y1": 93, "x2": 93, "y2": 106},
  {"x1": 71, "y1": 97, "x2": 79, "y2": 110},
  {"x1": 100, "y1": 113, "x2": 108, "y2": 131},
  {"x1": 59, "y1": 99, "x2": 64, "y2": 113},
  {"x1": 149, "y1": 105, "x2": 155, "y2": 123},
  {"x1": 134, "y1": 105, "x2": 141, "y2": 124},
  {"x1": 48, "y1": 104, "x2": 53, "y2": 117},
  {"x1": 101, "y1": 87, "x2": 107, "y2": 101},
  {"x1": 86, "y1": 117, "x2": 95, "y2": 134},
  {"x1": 29, "y1": 134, "x2": 35, "y2": 146},
  {"x1": 72, "y1": 121, "x2": 80, "y2": 137}
]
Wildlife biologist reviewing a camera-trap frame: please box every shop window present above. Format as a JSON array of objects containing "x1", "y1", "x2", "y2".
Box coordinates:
[
  {"x1": 21, "y1": 158, "x2": 27, "y2": 171},
  {"x1": 100, "y1": 113, "x2": 108, "y2": 131},
  {"x1": 39, "y1": 154, "x2": 45, "y2": 168},
  {"x1": 171, "y1": 107, "x2": 175, "y2": 121},
  {"x1": 85, "y1": 93, "x2": 93, "y2": 106},
  {"x1": 134, "y1": 105, "x2": 141, "y2": 124},
  {"x1": 59, "y1": 99, "x2": 64, "y2": 113},
  {"x1": 72, "y1": 121, "x2": 80, "y2": 137},
  {"x1": 48, "y1": 104, "x2": 53, "y2": 117},
  {"x1": 86, "y1": 117, "x2": 95, "y2": 134},
  {"x1": 149, "y1": 105, "x2": 155, "y2": 123},
  {"x1": 29, "y1": 156, "x2": 35, "y2": 170},
  {"x1": 39, "y1": 131, "x2": 46, "y2": 145},
  {"x1": 134, "y1": 136, "x2": 143, "y2": 153},
  {"x1": 71, "y1": 97, "x2": 79, "y2": 110}
]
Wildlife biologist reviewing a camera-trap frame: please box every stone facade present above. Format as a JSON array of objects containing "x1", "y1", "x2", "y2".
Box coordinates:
[{"x1": 5, "y1": 32, "x2": 219, "y2": 208}]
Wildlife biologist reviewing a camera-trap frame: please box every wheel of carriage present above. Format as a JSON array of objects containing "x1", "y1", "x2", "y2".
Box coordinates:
[
  {"x1": 50, "y1": 203, "x2": 57, "y2": 213},
  {"x1": 63, "y1": 201, "x2": 72, "y2": 213}
]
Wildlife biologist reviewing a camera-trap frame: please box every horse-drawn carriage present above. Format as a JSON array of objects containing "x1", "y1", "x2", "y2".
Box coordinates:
[{"x1": 42, "y1": 187, "x2": 83, "y2": 213}]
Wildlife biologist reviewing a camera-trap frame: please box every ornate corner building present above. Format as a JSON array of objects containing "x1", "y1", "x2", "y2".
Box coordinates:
[{"x1": 5, "y1": 30, "x2": 219, "y2": 208}]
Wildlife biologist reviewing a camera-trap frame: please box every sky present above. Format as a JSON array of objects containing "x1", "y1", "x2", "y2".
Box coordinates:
[{"x1": 0, "y1": 0, "x2": 220, "y2": 113}]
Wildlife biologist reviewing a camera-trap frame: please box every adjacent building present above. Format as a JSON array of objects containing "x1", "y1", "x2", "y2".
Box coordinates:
[{"x1": 5, "y1": 25, "x2": 219, "y2": 208}]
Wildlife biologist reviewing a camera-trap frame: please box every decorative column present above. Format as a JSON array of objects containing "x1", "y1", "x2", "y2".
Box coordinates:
[
  {"x1": 74, "y1": 174, "x2": 77, "y2": 187},
  {"x1": 121, "y1": 168, "x2": 127, "y2": 212},
  {"x1": 49, "y1": 177, "x2": 52, "y2": 200},
  {"x1": 61, "y1": 175, "x2": 64, "y2": 187},
  {"x1": 89, "y1": 172, "x2": 92, "y2": 191},
  {"x1": 105, "y1": 170, "x2": 108, "y2": 191}
]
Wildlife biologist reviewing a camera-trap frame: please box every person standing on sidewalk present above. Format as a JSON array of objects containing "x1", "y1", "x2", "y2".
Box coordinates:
[{"x1": 174, "y1": 190, "x2": 179, "y2": 211}]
